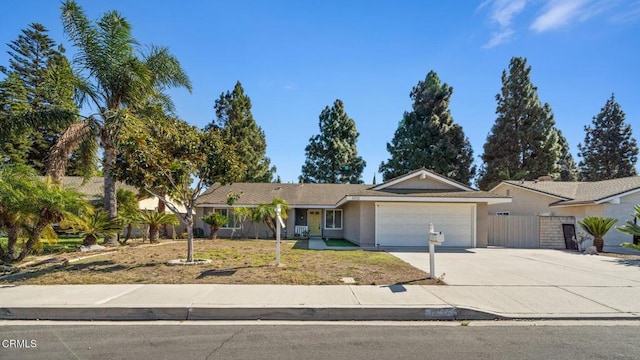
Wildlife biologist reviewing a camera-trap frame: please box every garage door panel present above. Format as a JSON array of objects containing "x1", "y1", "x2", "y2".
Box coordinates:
[{"x1": 375, "y1": 203, "x2": 474, "y2": 247}]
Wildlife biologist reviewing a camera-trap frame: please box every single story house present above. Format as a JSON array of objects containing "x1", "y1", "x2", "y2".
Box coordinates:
[
  {"x1": 195, "y1": 169, "x2": 511, "y2": 248},
  {"x1": 489, "y1": 176, "x2": 640, "y2": 249}
]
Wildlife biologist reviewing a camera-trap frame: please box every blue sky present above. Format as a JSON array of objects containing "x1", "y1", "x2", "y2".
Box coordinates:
[{"x1": 1, "y1": 0, "x2": 639, "y2": 183}]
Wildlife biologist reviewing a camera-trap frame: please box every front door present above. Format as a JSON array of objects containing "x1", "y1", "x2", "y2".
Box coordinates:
[{"x1": 307, "y1": 210, "x2": 322, "y2": 237}]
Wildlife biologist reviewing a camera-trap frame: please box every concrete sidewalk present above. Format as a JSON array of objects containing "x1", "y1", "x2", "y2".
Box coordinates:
[{"x1": 1, "y1": 282, "x2": 639, "y2": 321}]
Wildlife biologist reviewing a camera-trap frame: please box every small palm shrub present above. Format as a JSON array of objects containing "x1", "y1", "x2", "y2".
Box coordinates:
[
  {"x1": 202, "y1": 212, "x2": 228, "y2": 240},
  {"x1": 578, "y1": 217, "x2": 617, "y2": 252},
  {"x1": 139, "y1": 211, "x2": 179, "y2": 243},
  {"x1": 63, "y1": 210, "x2": 123, "y2": 246}
]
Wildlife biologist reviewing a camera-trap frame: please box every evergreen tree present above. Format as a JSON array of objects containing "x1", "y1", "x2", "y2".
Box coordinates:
[
  {"x1": 557, "y1": 130, "x2": 578, "y2": 181},
  {"x1": 0, "y1": 23, "x2": 80, "y2": 174},
  {"x1": 478, "y1": 57, "x2": 560, "y2": 190},
  {"x1": 578, "y1": 94, "x2": 638, "y2": 181},
  {"x1": 300, "y1": 99, "x2": 366, "y2": 184},
  {"x1": 379, "y1": 71, "x2": 475, "y2": 184},
  {"x1": 208, "y1": 81, "x2": 275, "y2": 182}
]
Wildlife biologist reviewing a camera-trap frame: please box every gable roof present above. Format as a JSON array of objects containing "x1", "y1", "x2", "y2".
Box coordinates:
[
  {"x1": 372, "y1": 168, "x2": 475, "y2": 192},
  {"x1": 197, "y1": 178, "x2": 510, "y2": 208},
  {"x1": 495, "y1": 176, "x2": 640, "y2": 207},
  {"x1": 52, "y1": 177, "x2": 139, "y2": 200},
  {"x1": 197, "y1": 183, "x2": 370, "y2": 207}
]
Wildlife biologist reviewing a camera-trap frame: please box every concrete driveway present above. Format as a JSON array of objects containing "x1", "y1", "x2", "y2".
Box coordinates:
[
  {"x1": 388, "y1": 248, "x2": 640, "y2": 286},
  {"x1": 388, "y1": 248, "x2": 640, "y2": 317}
]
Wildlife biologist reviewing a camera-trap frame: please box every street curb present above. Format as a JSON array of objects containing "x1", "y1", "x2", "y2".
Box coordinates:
[{"x1": 0, "y1": 306, "x2": 502, "y2": 321}]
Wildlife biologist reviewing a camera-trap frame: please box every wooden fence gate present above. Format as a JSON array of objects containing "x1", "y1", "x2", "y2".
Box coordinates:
[{"x1": 488, "y1": 215, "x2": 539, "y2": 248}]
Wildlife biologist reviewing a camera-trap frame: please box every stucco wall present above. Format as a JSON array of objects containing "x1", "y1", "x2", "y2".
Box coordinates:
[
  {"x1": 603, "y1": 192, "x2": 640, "y2": 248},
  {"x1": 342, "y1": 202, "x2": 361, "y2": 244},
  {"x1": 476, "y1": 203, "x2": 488, "y2": 247},
  {"x1": 359, "y1": 202, "x2": 376, "y2": 247},
  {"x1": 489, "y1": 185, "x2": 560, "y2": 216}
]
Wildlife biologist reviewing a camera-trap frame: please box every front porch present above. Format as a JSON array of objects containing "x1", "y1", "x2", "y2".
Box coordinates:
[{"x1": 292, "y1": 208, "x2": 323, "y2": 238}]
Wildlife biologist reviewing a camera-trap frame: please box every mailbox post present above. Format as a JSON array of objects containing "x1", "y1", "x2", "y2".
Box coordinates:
[
  {"x1": 276, "y1": 204, "x2": 286, "y2": 266},
  {"x1": 428, "y1": 223, "x2": 444, "y2": 279}
]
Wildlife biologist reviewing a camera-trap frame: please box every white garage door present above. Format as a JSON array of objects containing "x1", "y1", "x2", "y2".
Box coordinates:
[{"x1": 375, "y1": 203, "x2": 475, "y2": 247}]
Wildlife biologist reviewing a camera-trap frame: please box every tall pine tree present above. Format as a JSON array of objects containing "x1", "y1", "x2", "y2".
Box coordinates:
[
  {"x1": 557, "y1": 130, "x2": 578, "y2": 181},
  {"x1": 379, "y1": 71, "x2": 475, "y2": 184},
  {"x1": 208, "y1": 81, "x2": 275, "y2": 182},
  {"x1": 478, "y1": 57, "x2": 560, "y2": 190},
  {"x1": 578, "y1": 94, "x2": 638, "y2": 181},
  {"x1": 0, "y1": 23, "x2": 81, "y2": 174},
  {"x1": 300, "y1": 99, "x2": 366, "y2": 184}
]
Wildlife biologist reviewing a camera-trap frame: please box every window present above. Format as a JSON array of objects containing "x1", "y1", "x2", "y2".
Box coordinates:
[
  {"x1": 214, "y1": 208, "x2": 240, "y2": 229},
  {"x1": 325, "y1": 209, "x2": 343, "y2": 230},
  {"x1": 496, "y1": 211, "x2": 510, "y2": 216}
]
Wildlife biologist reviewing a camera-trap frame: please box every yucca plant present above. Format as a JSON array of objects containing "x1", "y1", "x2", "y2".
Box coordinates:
[
  {"x1": 202, "y1": 212, "x2": 228, "y2": 240},
  {"x1": 578, "y1": 217, "x2": 618, "y2": 252},
  {"x1": 139, "y1": 211, "x2": 179, "y2": 243}
]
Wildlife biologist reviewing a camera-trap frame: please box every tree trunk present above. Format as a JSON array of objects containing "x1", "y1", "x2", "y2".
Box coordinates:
[
  {"x1": 16, "y1": 221, "x2": 47, "y2": 262},
  {"x1": 6, "y1": 226, "x2": 20, "y2": 261},
  {"x1": 157, "y1": 198, "x2": 169, "y2": 239},
  {"x1": 594, "y1": 236, "x2": 604, "y2": 253},
  {"x1": 83, "y1": 234, "x2": 98, "y2": 246},
  {"x1": 102, "y1": 140, "x2": 118, "y2": 246},
  {"x1": 186, "y1": 219, "x2": 194, "y2": 263},
  {"x1": 149, "y1": 224, "x2": 159, "y2": 243},
  {"x1": 210, "y1": 226, "x2": 219, "y2": 240}
]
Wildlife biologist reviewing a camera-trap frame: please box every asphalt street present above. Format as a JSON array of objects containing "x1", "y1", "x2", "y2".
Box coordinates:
[{"x1": 1, "y1": 321, "x2": 639, "y2": 360}]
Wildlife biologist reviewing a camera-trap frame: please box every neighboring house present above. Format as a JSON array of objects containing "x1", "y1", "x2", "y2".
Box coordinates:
[
  {"x1": 489, "y1": 177, "x2": 640, "y2": 249},
  {"x1": 195, "y1": 169, "x2": 510, "y2": 248}
]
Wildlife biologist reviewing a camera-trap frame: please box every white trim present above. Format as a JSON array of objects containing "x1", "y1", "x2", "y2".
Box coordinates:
[
  {"x1": 324, "y1": 209, "x2": 343, "y2": 230},
  {"x1": 372, "y1": 169, "x2": 473, "y2": 192},
  {"x1": 336, "y1": 195, "x2": 510, "y2": 207},
  {"x1": 196, "y1": 203, "x2": 336, "y2": 209},
  {"x1": 472, "y1": 203, "x2": 477, "y2": 248}
]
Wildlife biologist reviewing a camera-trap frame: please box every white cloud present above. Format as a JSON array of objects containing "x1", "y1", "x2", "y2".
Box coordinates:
[
  {"x1": 482, "y1": 0, "x2": 527, "y2": 48},
  {"x1": 530, "y1": 0, "x2": 589, "y2": 32}
]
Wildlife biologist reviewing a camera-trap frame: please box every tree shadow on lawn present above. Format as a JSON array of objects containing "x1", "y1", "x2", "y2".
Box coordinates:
[
  {"x1": 0, "y1": 260, "x2": 156, "y2": 283},
  {"x1": 196, "y1": 264, "x2": 270, "y2": 279}
]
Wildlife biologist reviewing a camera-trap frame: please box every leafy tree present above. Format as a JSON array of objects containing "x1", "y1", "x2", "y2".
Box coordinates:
[
  {"x1": 202, "y1": 212, "x2": 228, "y2": 240},
  {"x1": 208, "y1": 81, "x2": 275, "y2": 182},
  {"x1": 379, "y1": 71, "x2": 475, "y2": 184},
  {"x1": 478, "y1": 57, "x2": 560, "y2": 190},
  {"x1": 0, "y1": 23, "x2": 85, "y2": 175},
  {"x1": 557, "y1": 130, "x2": 578, "y2": 181},
  {"x1": 578, "y1": 94, "x2": 638, "y2": 181},
  {"x1": 51, "y1": 1, "x2": 192, "y2": 246},
  {"x1": 139, "y1": 211, "x2": 179, "y2": 244},
  {"x1": 120, "y1": 116, "x2": 243, "y2": 261},
  {"x1": 300, "y1": 99, "x2": 366, "y2": 183},
  {"x1": 116, "y1": 188, "x2": 141, "y2": 244}
]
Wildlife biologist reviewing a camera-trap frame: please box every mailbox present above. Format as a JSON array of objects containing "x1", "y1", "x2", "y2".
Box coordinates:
[{"x1": 429, "y1": 232, "x2": 444, "y2": 245}]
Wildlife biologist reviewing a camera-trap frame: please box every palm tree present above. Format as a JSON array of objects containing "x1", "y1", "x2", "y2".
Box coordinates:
[
  {"x1": 63, "y1": 210, "x2": 122, "y2": 246},
  {"x1": 50, "y1": 1, "x2": 191, "y2": 246},
  {"x1": 578, "y1": 217, "x2": 618, "y2": 252},
  {"x1": 616, "y1": 205, "x2": 640, "y2": 252},
  {"x1": 233, "y1": 207, "x2": 252, "y2": 238},
  {"x1": 202, "y1": 212, "x2": 228, "y2": 240},
  {"x1": 139, "y1": 211, "x2": 179, "y2": 243}
]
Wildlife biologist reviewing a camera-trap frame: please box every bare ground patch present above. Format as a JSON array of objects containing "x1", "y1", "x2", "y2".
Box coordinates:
[{"x1": 0, "y1": 239, "x2": 437, "y2": 285}]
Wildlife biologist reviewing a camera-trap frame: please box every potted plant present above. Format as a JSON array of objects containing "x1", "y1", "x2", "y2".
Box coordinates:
[{"x1": 578, "y1": 217, "x2": 617, "y2": 252}]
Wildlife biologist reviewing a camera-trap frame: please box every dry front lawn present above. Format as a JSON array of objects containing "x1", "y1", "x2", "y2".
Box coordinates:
[{"x1": 1, "y1": 239, "x2": 436, "y2": 285}]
